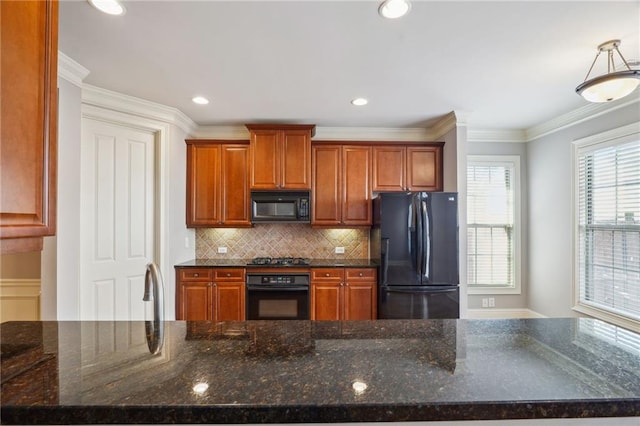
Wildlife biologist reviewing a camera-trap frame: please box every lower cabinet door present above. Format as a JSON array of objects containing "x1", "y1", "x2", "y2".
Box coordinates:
[
  {"x1": 311, "y1": 283, "x2": 342, "y2": 321},
  {"x1": 179, "y1": 282, "x2": 212, "y2": 321},
  {"x1": 344, "y1": 282, "x2": 376, "y2": 320},
  {"x1": 215, "y1": 282, "x2": 245, "y2": 321}
]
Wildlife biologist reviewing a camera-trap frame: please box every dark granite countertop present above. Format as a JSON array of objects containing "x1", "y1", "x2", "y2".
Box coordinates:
[
  {"x1": 1, "y1": 318, "x2": 639, "y2": 424},
  {"x1": 175, "y1": 259, "x2": 378, "y2": 268}
]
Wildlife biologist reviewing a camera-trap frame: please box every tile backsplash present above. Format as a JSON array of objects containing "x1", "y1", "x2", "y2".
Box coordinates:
[{"x1": 196, "y1": 225, "x2": 369, "y2": 259}]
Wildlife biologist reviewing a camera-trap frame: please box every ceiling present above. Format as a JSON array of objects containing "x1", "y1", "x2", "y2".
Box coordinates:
[{"x1": 59, "y1": 1, "x2": 640, "y2": 131}]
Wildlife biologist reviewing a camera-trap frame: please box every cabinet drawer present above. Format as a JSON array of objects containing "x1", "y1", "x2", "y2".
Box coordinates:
[
  {"x1": 214, "y1": 268, "x2": 245, "y2": 281},
  {"x1": 311, "y1": 268, "x2": 344, "y2": 281},
  {"x1": 178, "y1": 268, "x2": 213, "y2": 281},
  {"x1": 346, "y1": 268, "x2": 376, "y2": 281}
]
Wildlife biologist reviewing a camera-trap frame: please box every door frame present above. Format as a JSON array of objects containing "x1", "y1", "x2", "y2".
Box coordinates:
[{"x1": 81, "y1": 104, "x2": 170, "y2": 304}]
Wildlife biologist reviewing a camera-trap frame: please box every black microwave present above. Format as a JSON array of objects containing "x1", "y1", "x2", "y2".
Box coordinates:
[{"x1": 251, "y1": 191, "x2": 310, "y2": 223}]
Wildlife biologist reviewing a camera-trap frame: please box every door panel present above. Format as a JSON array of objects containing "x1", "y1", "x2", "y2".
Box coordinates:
[
  {"x1": 281, "y1": 130, "x2": 311, "y2": 189},
  {"x1": 80, "y1": 119, "x2": 155, "y2": 321},
  {"x1": 221, "y1": 145, "x2": 250, "y2": 225},
  {"x1": 250, "y1": 130, "x2": 279, "y2": 189}
]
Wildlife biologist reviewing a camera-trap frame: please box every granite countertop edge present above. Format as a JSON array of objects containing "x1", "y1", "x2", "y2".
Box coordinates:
[{"x1": 2, "y1": 399, "x2": 639, "y2": 424}]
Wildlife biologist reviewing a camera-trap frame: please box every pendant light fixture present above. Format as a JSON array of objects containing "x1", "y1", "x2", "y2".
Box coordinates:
[{"x1": 575, "y1": 39, "x2": 640, "y2": 103}]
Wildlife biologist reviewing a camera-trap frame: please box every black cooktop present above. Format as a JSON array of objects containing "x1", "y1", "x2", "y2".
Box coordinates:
[{"x1": 249, "y1": 257, "x2": 310, "y2": 266}]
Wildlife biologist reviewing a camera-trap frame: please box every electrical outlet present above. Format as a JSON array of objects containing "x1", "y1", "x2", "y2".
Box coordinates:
[
  {"x1": 184, "y1": 237, "x2": 190, "y2": 248},
  {"x1": 217, "y1": 247, "x2": 228, "y2": 254},
  {"x1": 482, "y1": 298, "x2": 488, "y2": 308},
  {"x1": 488, "y1": 297, "x2": 495, "y2": 308},
  {"x1": 335, "y1": 247, "x2": 345, "y2": 254}
]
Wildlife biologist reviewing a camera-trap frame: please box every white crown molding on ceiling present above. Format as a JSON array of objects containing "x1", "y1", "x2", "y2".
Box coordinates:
[
  {"x1": 58, "y1": 51, "x2": 90, "y2": 88},
  {"x1": 81, "y1": 84, "x2": 197, "y2": 134},
  {"x1": 467, "y1": 129, "x2": 528, "y2": 143},
  {"x1": 525, "y1": 94, "x2": 640, "y2": 142}
]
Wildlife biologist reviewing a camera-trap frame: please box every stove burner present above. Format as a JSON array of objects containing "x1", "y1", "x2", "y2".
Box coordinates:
[{"x1": 250, "y1": 257, "x2": 310, "y2": 266}]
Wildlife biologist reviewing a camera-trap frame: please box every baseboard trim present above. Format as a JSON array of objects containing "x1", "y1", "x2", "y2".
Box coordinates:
[
  {"x1": 0, "y1": 279, "x2": 41, "y2": 322},
  {"x1": 467, "y1": 308, "x2": 546, "y2": 319}
]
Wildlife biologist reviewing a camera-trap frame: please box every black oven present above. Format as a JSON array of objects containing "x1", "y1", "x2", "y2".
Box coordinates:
[{"x1": 246, "y1": 273, "x2": 310, "y2": 320}]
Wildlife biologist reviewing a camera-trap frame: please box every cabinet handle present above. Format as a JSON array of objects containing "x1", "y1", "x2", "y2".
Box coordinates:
[
  {"x1": 358, "y1": 272, "x2": 363, "y2": 277},
  {"x1": 325, "y1": 273, "x2": 330, "y2": 277},
  {"x1": 194, "y1": 273, "x2": 199, "y2": 277},
  {"x1": 226, "y1": 273, "x2": 231, "y2": 277}
]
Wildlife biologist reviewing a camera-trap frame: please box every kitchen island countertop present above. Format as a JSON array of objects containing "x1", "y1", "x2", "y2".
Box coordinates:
[{"x1": 1, "y1": 318, "x2": 639, "y2": 424}]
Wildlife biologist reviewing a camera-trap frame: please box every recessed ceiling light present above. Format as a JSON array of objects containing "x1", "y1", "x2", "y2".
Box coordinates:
[
  {"x1": 351, "y1": 98, "x2": 368, "y2": 106},
  {"x1": 192, "y1": 96, "x2": 210, "y2": 105},
  {"x1": 88, "y1": 0, "x2": 126, "y2": 16},
  {"x1": 378, "y1": 0, "x2": 411, "y2": 19}
]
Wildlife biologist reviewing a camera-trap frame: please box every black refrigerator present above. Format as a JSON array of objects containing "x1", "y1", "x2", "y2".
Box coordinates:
[{"x1": 372, "y1": 192, "x2": 459, "y2": 319}]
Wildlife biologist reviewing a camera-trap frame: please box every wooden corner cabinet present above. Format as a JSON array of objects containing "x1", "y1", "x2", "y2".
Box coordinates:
[
  {"x1": 0, "y1": 0, "x2": 58, "y2": 253},
  {"x1": 185, "y1": 140, "x2": 251, "y2": 228},
  {"x1": 310, "y1": 268, "x2": 377, "y2": 321},
  {"x1": 312, "y1": 144, "x2": 371, "y2": 227},
  {"x1": 246, "y1": 124, "x2": 315, "y2": 190},
  {"x1": 175, "y1": 267, "x2": 246, "y2": 321},
  {"x1": 372, "y1": 143, "x2": 444, "y2": 192}
]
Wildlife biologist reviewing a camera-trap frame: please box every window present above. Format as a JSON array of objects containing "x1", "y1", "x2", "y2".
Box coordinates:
[
  {"x1": 467, "y1": 156, "x2": 521, "y2": 294},
  {"x1": 574, "y1": 124, "x2": 640, "y2": 331}
]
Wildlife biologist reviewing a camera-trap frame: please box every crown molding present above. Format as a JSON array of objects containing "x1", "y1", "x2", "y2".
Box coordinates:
[
  {"x1": 58, "y1": 51, "x2": 90, "y2": 88},
  {"x1": 82, "y1": 84, "x2": 197, "y2": 134},
  {"x1": 467, "y1": 129, "x2": 528, "y2": 143},
  {"x1": 526, "y1": 94, "x2": 640, "y2": 142}
]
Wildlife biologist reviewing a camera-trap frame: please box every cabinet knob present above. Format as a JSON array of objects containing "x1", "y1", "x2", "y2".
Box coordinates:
[
  {"x1": 226, "y1": 273, "x2": 231, "y2": 277},
  {"x1": 359, "y1": 272, "x2": 363, "y2": 277},
  {"x1": 194, "y1": 273, "x2": 199, "y2": 277},
  {"x1": 325, "y1": 273, "x2": 330, "y2": 277}
]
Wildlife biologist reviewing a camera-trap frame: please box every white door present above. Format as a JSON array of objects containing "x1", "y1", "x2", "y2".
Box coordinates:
[{"x1": 80, "y1": 119, "x2": 156, "y2": 321}]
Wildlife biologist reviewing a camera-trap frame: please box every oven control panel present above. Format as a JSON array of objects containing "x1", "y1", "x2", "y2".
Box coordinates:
[{"x1": 247, "y1": 274, "x2": 310, "y2": 286}]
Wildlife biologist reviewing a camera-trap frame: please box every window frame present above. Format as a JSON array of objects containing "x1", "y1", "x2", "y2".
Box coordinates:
[
  {"x1": 572, "y1": 122, "x2": 640, "y2": 332},
  {"x1": 467, "y1": 155, "x2": 522, "y2": 295}
]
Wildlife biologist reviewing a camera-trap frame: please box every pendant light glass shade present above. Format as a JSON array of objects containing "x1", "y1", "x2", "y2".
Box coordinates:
[
  {"x1": 576, "y1": 70, "x2": 640, "y2": 103},
  {"x1": 576, "y1": 40, "x2": 640, "y2": 103}
]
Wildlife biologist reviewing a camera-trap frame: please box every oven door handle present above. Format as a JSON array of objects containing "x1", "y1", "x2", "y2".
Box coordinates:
[{"x1": 247, "y1": 285, "x2": 309, "y2": 291}]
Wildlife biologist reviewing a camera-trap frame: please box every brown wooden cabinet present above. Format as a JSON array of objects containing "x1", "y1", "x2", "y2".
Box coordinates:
[
  {"x1": 0, "y1": 0, "x2": 58, "y2": 253},
  {"x1": 312, "y1": 144, "x2": 371, "y2": 226},
  {"x1": 175, "y1": 267, "x2": 246, "y2": 321},
  {"x1": 310, "y1": 268, "x2": 376, "y2": 320},
  {"x1": 185, "y1": 140, "x2": 250, "y2": 228},
  {"x1": 372, "y1": 144, "x2": 443, "y2": 192},
  {"x1": 246, "y1": 124, "x2": 315, "y2": 190}
]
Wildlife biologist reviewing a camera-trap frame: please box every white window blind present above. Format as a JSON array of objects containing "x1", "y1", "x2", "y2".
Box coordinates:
[
  {"x1": 577, "y1": 138, "x2": 640, "y2": 324},
  {"x1": 467, "y1": 157, "x2": 519, "y2": 292}
]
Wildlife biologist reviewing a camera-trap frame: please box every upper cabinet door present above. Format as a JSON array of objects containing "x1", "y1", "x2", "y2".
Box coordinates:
[
  {"x1": 281, "y1": 130, "x2": 312, "y2": 189},
  {"x1": 249, "y1": 129, "x2": 280, "y2": 189},
  {"x1": 372, "y1": 146, "x2": 406, "y2": 191},
  {"x1": 312, "y1": 145, "x2": 341, "y2": 226},
  {"x1": 342, "y1": 146, "x2": 371, "y2": 226},
  {"x1": 247, "y1": 124, "x2": 315, "y2": 190},
  {"x1": 0, "y1": 0, "x2": 58, "y2": 253},
  {"x1": 186, "y1": 143, "x2": 221, "y2": 226},
  {"x1": 406, "y1": 146, "x2": 443, "y2": 191},
  {"x1": 221, "y1": 145, "x2": 250, "y2": 226}
]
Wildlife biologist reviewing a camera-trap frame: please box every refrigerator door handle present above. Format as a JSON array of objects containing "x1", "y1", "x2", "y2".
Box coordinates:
[
  {"x1": 414, "y1": 194, "x2": 423, "y2": 279},
  {"x1": 421, "y1": 196, "x2": 430, "y2": 281}
]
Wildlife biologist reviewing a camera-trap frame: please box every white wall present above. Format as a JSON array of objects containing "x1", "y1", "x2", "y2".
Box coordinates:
[
  {"x1": 527, "y1": 101, "x2": 640, "y2": 318},
  {"x1": 466, "y1": 142, "x2": 528, "y2": 311},
  {"x1": 42, "y1": 77, "x2": 83, "y2": 320}
]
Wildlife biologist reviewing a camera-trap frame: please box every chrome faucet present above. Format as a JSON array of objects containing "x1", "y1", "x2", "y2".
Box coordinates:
[{"x1": 143, "y1": 262, "x2": 165, "y2": 354}]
